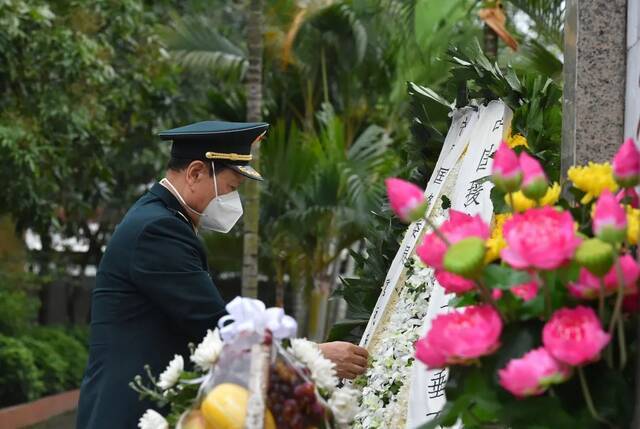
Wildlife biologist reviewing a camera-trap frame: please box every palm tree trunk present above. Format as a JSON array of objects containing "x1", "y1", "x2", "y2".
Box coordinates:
[
  {"x1": 308, "y1": 274, "x2": 331, "y2": 342},
  {"x1": 323, "y1": 255, "x2": 343, "y2": 336},
  {"x1": 275, "y1": 258, "x2": 285, "y2": 308},
  {"x1": 241, "y1": 0, "x2": 264, "y2": 298},
  {"x1": 293, "y1": 282, "x2": 309, "y2": 336}
]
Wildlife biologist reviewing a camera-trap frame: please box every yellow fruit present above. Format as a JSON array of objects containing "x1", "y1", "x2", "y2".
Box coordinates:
[
  {"x1": 200, "y1": 383, "x2": 276, "y2": 429},
  {"x1": 179, "y1": 409, "x2": 212, "y2": 429},
  {"x1": 264, "y1": 410, "x2": 276, "y2": 429}
]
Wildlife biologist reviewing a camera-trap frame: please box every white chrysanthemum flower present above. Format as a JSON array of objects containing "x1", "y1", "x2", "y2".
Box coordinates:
[
  {"x1": 354, "y1": 254, "x2": 436, "y2": 428},
  {"x1": 289, "y1": 338, "x2": 339, "y2": 392},
  {"x1": 190, "y1": 328, "x2": 223, "y2": 371},
  {"x1": 157, "y1": 354, "x2": 184, "y2": 390},
  {"x1": 329, "y1": 386, "x2": 360, "y2": 427},
  {"x1": 138, "y1": 409, "x2": 168, "y2": 429}
]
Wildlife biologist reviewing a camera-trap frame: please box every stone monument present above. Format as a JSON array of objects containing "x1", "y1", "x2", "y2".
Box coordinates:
[
  {"x1": 626, "y1": 0, "x2": 640, "y2": 142},
  {"x1": 562, "y1": 0, "x2": 628, "y2": 175},
  {"x1": 563, "y1": 1, "x2": 640, "y2": 424}
]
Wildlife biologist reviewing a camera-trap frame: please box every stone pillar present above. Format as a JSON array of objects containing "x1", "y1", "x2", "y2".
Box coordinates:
[
  {"x1": 626, "y1": 0, "x2": 640, "y2": 141},
  {"x1": 625, "y1": 5, "x2": 640, "y2": 428},
  {"x1": 562, "y1": 0, "x2": 628, "y2": 175}
]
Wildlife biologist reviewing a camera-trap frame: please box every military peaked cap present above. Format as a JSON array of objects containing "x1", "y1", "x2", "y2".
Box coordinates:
[{"x1": 159, "y1": 121, "x2": 269, "y2": 181}]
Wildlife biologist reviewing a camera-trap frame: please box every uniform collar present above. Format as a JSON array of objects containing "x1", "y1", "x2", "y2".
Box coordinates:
[{"x1": 149, "y1": 182, "x2": 196, "y2": 230}]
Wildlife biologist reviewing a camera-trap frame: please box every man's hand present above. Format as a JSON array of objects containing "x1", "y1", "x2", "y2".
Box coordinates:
[{"x1": 318, "y1": 341, "x2": 369, "y2": 379}]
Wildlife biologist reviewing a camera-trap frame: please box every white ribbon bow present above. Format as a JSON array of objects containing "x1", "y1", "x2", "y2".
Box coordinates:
[{"x1": 218, "y1": 297, "x2": 298, "y2": 343}]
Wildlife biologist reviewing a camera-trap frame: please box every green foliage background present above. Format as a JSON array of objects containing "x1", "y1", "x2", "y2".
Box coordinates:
[
  {"x1": 0, "y1": 0, "x2": 176, "y2": 407},
  {"x1": 0, "y1": 0, "x2": 567, "y2": 408}
]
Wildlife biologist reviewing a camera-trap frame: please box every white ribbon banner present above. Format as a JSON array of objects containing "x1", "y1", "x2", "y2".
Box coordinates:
[
  {"x1": 405, "y1": 101, "x2": 513, "y2": 429},
  {"x1": 452, "y1": 100, "x2": 514, "y2": 222},
  {"x1": 359, "y1": 107, "x2": 479, "y2": 348}
]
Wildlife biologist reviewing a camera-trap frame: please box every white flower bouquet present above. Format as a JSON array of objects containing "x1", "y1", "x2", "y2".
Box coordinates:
[{"x1": 131, "y1": 297, "x2": 359, "y2": 429}]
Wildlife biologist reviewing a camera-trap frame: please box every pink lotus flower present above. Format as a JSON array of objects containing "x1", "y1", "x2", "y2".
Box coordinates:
[
  {"x1": 492, "y1": 141, "x2": 522, "y2": 192},
  {"x1": 612, "y1": 138, "x2": 640, "y2": 188},
  {"x1": 519, "y1": 152, "x2": 548, "y2": 200},
  {"x1": 414, "y1": 305, "x2": 502, "y2": 369},
  {"x1": 415, "y1": 337, "x2": 446, "y2": 368},
  {"x1": 501, "y1": 207, "x2": 581, "y2": 270},
  {"x1": 542, "y1": 306, "x2": 611, "y2": 366},
  {"x1": 417, "y1": 211, "x2": 490, "y2": 270},
  {"x1": 435, "y1": 270, "x2": 476, "y2": 294},
  {"x1": 616, "y1": 188, "x2": 640, "y2": 208},
  {"x1": 593, "y1": 189, "x2": 627, "y2": 244},
  {"x1": 568, "y1": 254, "x2": 640, "y2": 299},
  {"x1": 385, "y1": 178, "x2": 427, "y2": 223},
  {"x1": 498, "y1": 347, "x2": 571, "y2": 397},
  {"x1": 492, "y1": 289, "x2": 504, "y2": 300},
  {"x1": 511, "y1": 281, "x2": 539, "y2": 302}
]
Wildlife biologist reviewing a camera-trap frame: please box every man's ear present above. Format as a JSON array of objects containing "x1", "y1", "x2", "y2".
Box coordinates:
[{"x1": 185, "y1": 160, "x2": 207, "y2": 185}]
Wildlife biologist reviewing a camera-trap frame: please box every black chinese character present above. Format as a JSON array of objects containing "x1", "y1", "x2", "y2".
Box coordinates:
[
  {"x1": 476, "y1": 144, "x2": 495, "y2": 171},
  {"x1": 464, "y1": 180, "x2": 484, "y2": 208},
  {"x1": 434, "y1": 168, "x2": 449, "y2": 185},
  {"x1": 458, "y1": 117, "x2": 469, "y2": 136},
  {"x1": 428, "y1": 369, "x2": 448, "y2": 399},
  {"x1": 401, "y1": 245, "x2": 411, "y2": 263},
  {"x1": 492, "y1": 119, "x2": 504, "y2": 132}
]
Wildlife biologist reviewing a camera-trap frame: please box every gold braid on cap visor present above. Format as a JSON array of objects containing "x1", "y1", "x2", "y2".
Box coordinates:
[{"x1": 205, "y1": 152, "x2": 253, "y2": 161}]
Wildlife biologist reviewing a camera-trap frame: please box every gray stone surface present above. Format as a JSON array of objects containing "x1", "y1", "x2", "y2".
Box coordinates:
[
  {"x1": 562, "y1": 0, "x2": 628, "y2": 174},
  {"x1": 626, "y1": 41, "x2": 640, "y2": 141},
  {"x1": 626, "y1": 1, "x2": 640, "y2": 141},
  {"x1": 628, "y1": 0, "x2": 639, "y2": 48}
]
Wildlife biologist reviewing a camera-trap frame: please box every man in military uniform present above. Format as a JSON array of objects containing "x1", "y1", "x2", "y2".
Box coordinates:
[{"x1": 77, "y1": 121, "x2": 368, "y2": 428}]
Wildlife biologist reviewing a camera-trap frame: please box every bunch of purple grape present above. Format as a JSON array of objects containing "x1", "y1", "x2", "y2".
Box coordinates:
[{"x1": 267, "y1": 359, "x2": 326, "y2": 429}]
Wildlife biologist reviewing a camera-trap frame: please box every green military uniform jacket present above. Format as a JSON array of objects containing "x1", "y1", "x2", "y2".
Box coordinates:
[{"x1": 77, "y1": 183, "x2": 227, "y2": 428}]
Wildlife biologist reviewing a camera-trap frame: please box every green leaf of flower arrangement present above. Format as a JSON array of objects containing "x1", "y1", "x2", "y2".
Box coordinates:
[{"x1": 482, "y1": 265, "x2": 531, "y2": 290}]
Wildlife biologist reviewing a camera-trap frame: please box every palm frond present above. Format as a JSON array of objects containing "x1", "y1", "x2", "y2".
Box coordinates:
[
  {"x1": 334, "y1": 4, "x2": 368, "y2": 64},
  {"x1": 162, "y1": 14, "x2": 247, "y2": 78},
  {"x1": 507, "y1": 0, "x2": 564, "y2": 49},
  {"x1": 293, "y1": 1, "x2": 369, "y2": 67},
  {"x1": 347, "y1": 124, "x2": 392, "y2": 163},
  {"x1": 205, "y1": 86, "x2": 247, "y2": 121},
  {"x1": 514, "y1": 39, "x2": 563, "y2": 81},
  {"x1": 448, "y1": 40, "x2": 523, "y2": 105}
]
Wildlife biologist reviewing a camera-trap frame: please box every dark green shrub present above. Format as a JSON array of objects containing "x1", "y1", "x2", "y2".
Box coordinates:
[
  {"x1": 0, "y1": 289, "x2": 39, "y2": 336},
  {"x1": 29, "y1": 327, "x2": 88, "y2": 389},
  {"x1": 20, "y1": 336, "x2": 67, "y2": 395},
  {"x1": 0, "y1": 335, "x2": 44, "y2": 407}
]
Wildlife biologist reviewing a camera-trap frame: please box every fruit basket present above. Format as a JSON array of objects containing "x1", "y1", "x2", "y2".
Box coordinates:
[{"x1": 133, "y1": 298, "x2": 358, "y2": 429}]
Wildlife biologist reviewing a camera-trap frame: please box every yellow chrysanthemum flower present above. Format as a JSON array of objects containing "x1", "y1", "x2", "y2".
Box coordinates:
[
  {"x1": 540, "y1": 182, "x2": 561, "y2": 205},
  {"x1": 567, "y1": 162, "x2": 618, "y2": 204},
  {"x1": 485, "y1": 213, "x2": 511, "y2": 263},
  {"x1": 507, "y1": 134, "x2": 529, "y2": 149},
  {"x1": 504, "y1": 182, "x2": 561, "y2": 212},
  {"x1": 627, "y1": 206, "x2": 640, "y2": 245}
]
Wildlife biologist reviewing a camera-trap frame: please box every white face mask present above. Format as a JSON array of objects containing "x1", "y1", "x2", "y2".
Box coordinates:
[{"x1": 161, "y1": 162, "x2": 243, "y2": 233}]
